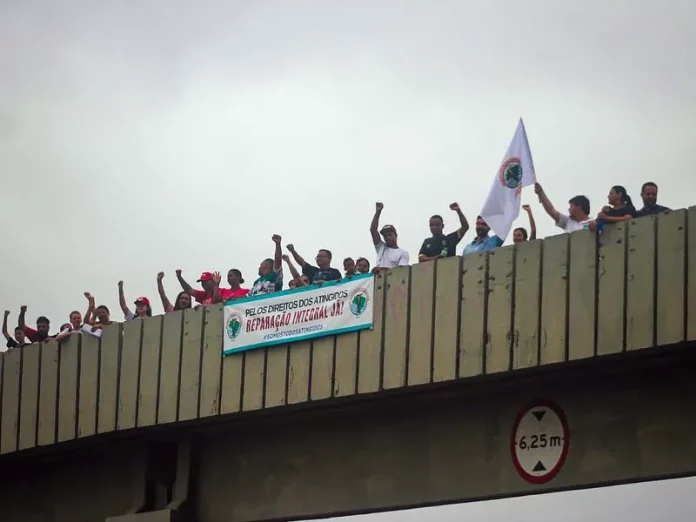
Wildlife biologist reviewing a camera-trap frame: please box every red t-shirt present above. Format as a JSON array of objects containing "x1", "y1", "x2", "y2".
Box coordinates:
[
  {"x1": 227, "y1": 287, "x2": 250, "y2": 299},
  {"x1": 193, "y1": 288, "x2": 233, "y2": 306}
]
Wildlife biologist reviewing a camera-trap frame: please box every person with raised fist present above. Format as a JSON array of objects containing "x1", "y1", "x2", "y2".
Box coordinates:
[
  {"x1": 248, "y1": 234, "x2": 285, "y2": 296},
  {"x1": 418, "y1": 202, "x2": 469, "y2": 263}
]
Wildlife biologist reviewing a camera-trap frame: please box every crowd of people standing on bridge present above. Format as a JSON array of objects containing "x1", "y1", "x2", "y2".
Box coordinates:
[{"x1": 2, "y1": 181, "x2": 670, "y2": 350}]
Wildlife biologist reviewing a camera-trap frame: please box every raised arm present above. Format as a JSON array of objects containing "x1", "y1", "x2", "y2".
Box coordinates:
[
  {"x1": 2, "y1": 310, "x2": 11, "y2": 341},
  {"x1": 272, "y1": 234, "x2": 283, "y2": 270},
  {"x1": 534, "y1": 183, "x2": 560, "y2": 223},
  {"x1": 287, "y1": 244, "x2": 307, "y2": 268},
  {"x1": 450, "y1": 202, "x2": 469, "y2": 238},
  {"x1": 523, "y1": 204, "x2": 537, "y2": 240},
  {"x1": 211, "y1": 271, "x2": 225, "y2": 304},
  {"x1": 282, "y1": 254, "x2": 304, "y2": 283},
  {"x1": 18, "y1": 305, "x2": 27, "y2": 330},
  {"x1": 370, "y1": 202, "x2": 383, "y2": 245},
  {"x1": 83, "y1": 292, "x2": 96, "y2": 325},
  {"x1": 157, "y1": 272, "x2": 173, "y2": 312},
  {"x1": 176, "y1": 270, "x2": 196, "y2": 297},
  {"x1": 118, "y1": 280, "x2": 130, "y2": 316}
]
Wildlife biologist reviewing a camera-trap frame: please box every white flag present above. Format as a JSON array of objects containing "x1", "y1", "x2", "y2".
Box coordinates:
[{"x1": 480, "y1": 118, "x2": 537, "y2": 240}]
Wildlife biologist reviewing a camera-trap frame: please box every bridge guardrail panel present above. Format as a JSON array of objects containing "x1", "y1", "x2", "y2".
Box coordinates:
[
  {"x1": 286, "y1": 339, "x2": 310, "y2": 405},
  {"x1": 407, "y1": 260, "x2": 435, "y2": 386},
  {"x1": 138, "y1": 315, "x2": 163, "y2": 427},
  {"x1": 79, "y1": 331, "x2": 100, "y2": 437},
  {"x1": 568, "y1": 229, "x2": 598, "y2": 361},
  {"x1": 98, "y1": 323, "x2": 122, "y2": 433},
  {"x1": 37, "y1": 340, "x2": 59, "y2": 446},
  {"x1": 311, "y1": 336, "x2": 335, "y2": 401},
  {"x1": 19, "y1": 343, "x2": 40, "y2": 450},
  {"x1": 242, "y1": 347, "x2": 266, "y2": 411},
  {"x1": 486, "y1": 246, "x2": 515, "y2": 374},
  {"x1": 118, "y1": 319, "x2": 142, "y2": 430},
  {"x1": 432, "y1": 255, "x2": 462, "y2": 382},
  {"x1": 656, "y1": 209, "x2": 687, "y2": 346},
  {"x1": 199, "y1": 305, "x2": 223, "y2": 417},
  {"x1": 265, "y1": 341, "x2": 288, "y2": 408},
  {"x1": 512, "y1": 239, "x2": 542, "y2": 369},
  {"x1": 597, "y1": 221, "x2": 628, "y2": 355},
  {"x1": 382, "y1": 266, "x2": 410, "y2": 390},
  {"x1": 179, "y1": 306, "x2": 205, "y2": 421},
  {"x1": 459, "y1": 251, "x2": 487, "y2": 377},
  {"x1": 220, "y1": 349, "x2": 243, "y2": 414},
  {"x1": 157, "y1": 311, "x2": 183, "y2": 424},
  {"x1": 334, "y1": 331, "x2": 358, "y2": 397},
  {"x1": 539, "y1": 233, "x2": 569, "y2": 364},
  {"x1": 0, "y1": 348, "x2": 20, "y2": 454},
  {"x1": 357, "y1": 271, "x2": 386, "y2": 394},
  {"x1": 626, "y1": 215, "x2": 656, "y2": 350},
  {"x1": 57, "y1": 334, "x2": 79, "y2": 443}
]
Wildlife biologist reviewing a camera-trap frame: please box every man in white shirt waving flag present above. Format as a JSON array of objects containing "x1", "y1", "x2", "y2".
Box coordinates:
[{"x1": 480, "y1": 118, "x2": 537, "y2": 240}]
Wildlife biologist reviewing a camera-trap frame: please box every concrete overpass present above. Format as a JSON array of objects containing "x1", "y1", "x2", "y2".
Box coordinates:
[{"x1": 1, "y1": 208, "x2": 695, "y2": 522}]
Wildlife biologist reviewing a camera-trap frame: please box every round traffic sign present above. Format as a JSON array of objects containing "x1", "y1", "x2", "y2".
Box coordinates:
[{"x1": 510, "y1": 400, "x2": 570, "y2": 484}]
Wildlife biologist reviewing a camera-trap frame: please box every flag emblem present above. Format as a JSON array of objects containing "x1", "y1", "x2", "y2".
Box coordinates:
[
  {"x1": 479, "y1": 119, "x2": 536, "y2": 240},
  {"x1": 499, "y1": 157, "x2": 523, "y2": 193}
]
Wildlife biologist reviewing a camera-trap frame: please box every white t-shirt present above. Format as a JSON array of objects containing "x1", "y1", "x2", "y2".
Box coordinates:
[
  {"x1": 375, "y1": 241, "x2": 410, "y2": 268},
  {"x1": 556, "y1": 214, "x2": 592, "y2": 233}
]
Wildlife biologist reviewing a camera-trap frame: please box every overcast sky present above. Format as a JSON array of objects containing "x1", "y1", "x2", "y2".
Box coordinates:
[
  {"x1": 2, "y1": 0, "x2": 695, "y2": 325},
  {"x1": 1, "y1": 0, "x2": 695, "y2": 518},
  {"x1": 323, "y1": 477, "x2": 696, "y2": 521}
]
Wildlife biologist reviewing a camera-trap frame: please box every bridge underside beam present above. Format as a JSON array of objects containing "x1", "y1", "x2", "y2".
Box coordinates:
[
  {"x1": 0, "y1": 347, "x2": 695, "y2": 522},
  {"x1": 196, "y1": 347, "x2": 696, "y2": 521}
]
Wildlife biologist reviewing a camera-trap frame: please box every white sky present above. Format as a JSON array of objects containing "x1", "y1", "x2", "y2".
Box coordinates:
[
  {"x1": 321, "y1": 477, "x2": 696, "y2": 521},
  {"x1": 2, "y1": 0, "x2": 695, "y2": 325},
  {"x1": 2, "y1": 0, "x2": 695, "y2": 517}
]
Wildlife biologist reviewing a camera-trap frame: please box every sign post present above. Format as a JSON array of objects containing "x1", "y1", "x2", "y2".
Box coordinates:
[{"x1": 510, "y1": 400, "x2": 570, "y2": 484}]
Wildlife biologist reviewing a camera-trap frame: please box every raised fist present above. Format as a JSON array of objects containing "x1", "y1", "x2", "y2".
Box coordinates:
[
  {"x1": 449, "y1": 202, "x2": 460, "y2": 211},
  {"x1": 376, "y1": 202, "x2": 384, "y2": 212},
  {"x1": 175, "y1": 269, "x2": 182, "y2": 276},
  {"x1": 272, "y1": 234, "x2": 282, "y2": 244},
  {"x1": 157, "y1": 272, "x2": 165, "y2": 281}
]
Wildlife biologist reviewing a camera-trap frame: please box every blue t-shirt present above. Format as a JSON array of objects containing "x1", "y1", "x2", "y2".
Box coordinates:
[{"x1": 462, "y1": 235, "x2": 504, "y2": 255}]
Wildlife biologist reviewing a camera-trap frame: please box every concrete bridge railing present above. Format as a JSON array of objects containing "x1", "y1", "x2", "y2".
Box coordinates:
[{"x1": 1, "y1": 208, "x2": 695, "y2": 456}]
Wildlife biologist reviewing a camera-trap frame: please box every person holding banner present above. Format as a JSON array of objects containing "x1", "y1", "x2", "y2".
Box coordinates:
[{"x1": 248, "y1": 235, "x2": 284, "y2": 296}]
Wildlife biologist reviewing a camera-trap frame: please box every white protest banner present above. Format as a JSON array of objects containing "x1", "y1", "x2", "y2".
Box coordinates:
[{"x1": 223, "y1": 273, "x2": 374, "y2": 355}]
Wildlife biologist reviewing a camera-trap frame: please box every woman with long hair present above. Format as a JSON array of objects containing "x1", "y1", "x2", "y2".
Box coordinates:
[
  {"x1": 157, "y1": 272, "x2": 193, "y2": 312},
  {"x1": 597, "y1": 185, "x2": 636, "y2": 224}
]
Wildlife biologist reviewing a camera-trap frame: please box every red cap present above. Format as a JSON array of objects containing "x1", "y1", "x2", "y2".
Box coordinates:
[
  {"x1": 134, "y1": 297, "x2": 151, "y2": 306},
  {"x1": 197, "y1": 271, "x2": 214, "y2": 282}
]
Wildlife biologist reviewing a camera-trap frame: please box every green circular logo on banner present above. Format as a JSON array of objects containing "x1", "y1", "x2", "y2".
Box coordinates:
[
  {"x1": 350, "y1": 289, "x2": 369, "y2": 317},
  {"x1": 227, "y1": 314, "x2": 243, "y2": 341}
]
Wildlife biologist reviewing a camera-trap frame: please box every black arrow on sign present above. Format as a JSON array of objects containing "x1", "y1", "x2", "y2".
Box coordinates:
[
  {"x1": 532, "y1": 410, "x2": 546, "y2": 421},
  {"x1": 533, "y1": 461, "x2": 546, "y2": 472}
]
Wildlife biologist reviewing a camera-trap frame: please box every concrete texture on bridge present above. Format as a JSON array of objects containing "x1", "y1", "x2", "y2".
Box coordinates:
[
  {"x1": 0, "y1": 209, "x2": 695, "y2": 520},
  {"x1": 1, "y1": 348, "x2": 695, "y2": 522}
]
